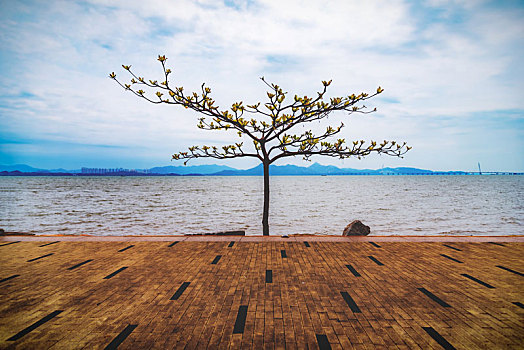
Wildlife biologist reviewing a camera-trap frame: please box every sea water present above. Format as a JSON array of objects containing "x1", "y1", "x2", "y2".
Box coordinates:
[{"x1": 0, "y1": 176, "x2": 522, "y2": 236}]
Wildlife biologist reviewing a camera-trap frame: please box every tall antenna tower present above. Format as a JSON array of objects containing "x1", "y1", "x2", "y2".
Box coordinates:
[{"x1": 478, "y1": 162, "x2": 482, "y2": 175}]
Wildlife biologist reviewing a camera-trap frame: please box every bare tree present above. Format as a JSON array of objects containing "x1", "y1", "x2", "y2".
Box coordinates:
[{"x1": 110, "y1": 55, "x2": 410, "y2": 235}]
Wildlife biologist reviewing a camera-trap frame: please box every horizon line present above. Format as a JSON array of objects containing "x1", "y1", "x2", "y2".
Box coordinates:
[{"x1": 1, "y1": 162, "x2": 522, "y2": 175}]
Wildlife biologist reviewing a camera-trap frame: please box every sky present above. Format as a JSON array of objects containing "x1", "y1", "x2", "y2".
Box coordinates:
[{"x1": 0, "y1": 0, "x2": 523, "y2": 172}]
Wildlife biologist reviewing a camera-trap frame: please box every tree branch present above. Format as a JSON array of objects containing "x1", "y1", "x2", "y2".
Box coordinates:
[
  {"x1": 270, "y1": 141, "x2": 410, "y2": 163},
  {"x1": 110, "y1": 56, "x2": 408, "y2": 168},
  {"x1": 172, "y1": 142, "x2": 263, "y2": 165}
]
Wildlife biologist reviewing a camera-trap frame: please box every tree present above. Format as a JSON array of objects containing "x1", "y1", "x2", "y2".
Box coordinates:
[{"x1": 110, "y1": 55, "x2": 410, "y2": 236}]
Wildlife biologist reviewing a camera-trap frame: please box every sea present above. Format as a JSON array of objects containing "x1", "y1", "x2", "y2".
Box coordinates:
[{"x1": 0, "y1": 176, "x2": 522, "y2": 236}]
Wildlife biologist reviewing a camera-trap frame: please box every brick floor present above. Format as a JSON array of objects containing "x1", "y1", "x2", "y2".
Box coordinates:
[{"x1": 0, "y1": 239, "x2": 522, "y2": 349}]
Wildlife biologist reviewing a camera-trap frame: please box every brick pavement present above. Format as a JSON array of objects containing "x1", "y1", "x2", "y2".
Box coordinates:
[{"x1": 0, "y1": 238, "x2": 522, "y2": 349}]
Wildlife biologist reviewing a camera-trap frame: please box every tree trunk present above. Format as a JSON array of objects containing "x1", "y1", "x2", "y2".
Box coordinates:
[{"x1": 262, "y1": 159, "x2": 270, "y2": 236}]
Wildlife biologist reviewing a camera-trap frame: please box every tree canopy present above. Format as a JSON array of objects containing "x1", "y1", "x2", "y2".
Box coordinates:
[
  {"x1": 110, "y1": 55, "x2": 410, "y2": 165},
  {"x1": 110, "y1": 55, "x2": 410, "y2": 235}
]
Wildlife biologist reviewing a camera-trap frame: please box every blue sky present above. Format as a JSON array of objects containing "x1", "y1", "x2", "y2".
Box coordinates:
[{"x1": 0, "y1": 0, "x2": 523, "y2": 171}]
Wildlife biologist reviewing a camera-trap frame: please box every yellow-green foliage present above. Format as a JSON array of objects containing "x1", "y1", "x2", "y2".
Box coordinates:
[{"x1": 111, "y1": 56, "x2": 410, "y2": 165}]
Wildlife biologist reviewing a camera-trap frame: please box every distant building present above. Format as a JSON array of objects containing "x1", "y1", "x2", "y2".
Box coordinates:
[{"x1": 80, "y1": 167, "x2": 148, "y2": 174}]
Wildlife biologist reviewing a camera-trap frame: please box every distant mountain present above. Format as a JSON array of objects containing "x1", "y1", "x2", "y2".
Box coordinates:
[
  {"x1": 0, "y1": 164, "x2": 235, "y2": 175},
  {"x1": 148, "y1": 164, "x2": 236, "y2": 175},
  {"x1": 208, "y1": 163, "x2": 441, "y2": 176},
  {"x1": 1, "y1": 162, "x2": 468, "y2": 176},
  {"x1": 307, "y1": 162, "x2": 350, "y2": 174},
  {"x1": 49, "y1": 168, "x2": 81, "y2": 173},
  {"x1": 377, "y1": 167, "x2": 433, "y2": 175},
  {"x1": 0, "y1": 164, "x2": 49, "y2": 173}
]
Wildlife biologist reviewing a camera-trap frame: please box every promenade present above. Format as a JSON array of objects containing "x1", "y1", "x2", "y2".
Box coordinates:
[{"x1": 0, "y1": 236, "x2": 522, "y2": 349}]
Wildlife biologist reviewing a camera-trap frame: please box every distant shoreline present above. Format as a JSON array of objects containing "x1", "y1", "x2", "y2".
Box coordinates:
[
  {"x1": 2, "y1": 162, "x2": 523, "y2": 176},
  {"x1": 1, "y1": 171, "x2": 523, "y2": 177}
]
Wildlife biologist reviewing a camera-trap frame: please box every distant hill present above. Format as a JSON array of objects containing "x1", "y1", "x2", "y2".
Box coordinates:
[
  {"x1": 377, "y1": 167, "x2": 433, "y2": 175},
  {"x1": 0, "y1": 164, "x2": 49, "y2": 173},
  {"x1": 148, "y1": 164, "x2": 236, "y2": 175},
  {"x1": 49, "y1": 168, "x2": 81, "y2": 173},
  {"x1": 0, "y1": 163, "x2": 471, "y2": 176},
  {"x1": 0, "y1": 164, "x2": 235, "y2": 175},
  {"x1": 208, "y1": 163, "x2": 445, "y2": 176}
]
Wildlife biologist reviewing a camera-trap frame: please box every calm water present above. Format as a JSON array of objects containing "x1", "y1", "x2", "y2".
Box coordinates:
[{"x1": 0, "y1": 176, "x2": 522, "y2": 236}]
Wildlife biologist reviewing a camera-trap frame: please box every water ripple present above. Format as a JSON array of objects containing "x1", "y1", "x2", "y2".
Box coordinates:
[{"x1": 0, "y1": 175, "x2": 522, "y2": 236}]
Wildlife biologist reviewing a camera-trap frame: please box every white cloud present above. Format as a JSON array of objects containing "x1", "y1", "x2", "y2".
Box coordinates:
[{"x1": 0, "y1": 0, "x2": 523, "y2": 170}]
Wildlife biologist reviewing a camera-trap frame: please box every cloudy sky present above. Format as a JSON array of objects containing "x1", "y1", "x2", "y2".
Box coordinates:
[{"x1": 0, "y1": 0, "x2": 523, "y2": 171}]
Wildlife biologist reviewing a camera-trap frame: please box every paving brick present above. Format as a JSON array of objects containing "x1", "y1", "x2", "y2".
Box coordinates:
[{"x1": 0, "y1": 240, "x2": 522, "y2": 348}]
